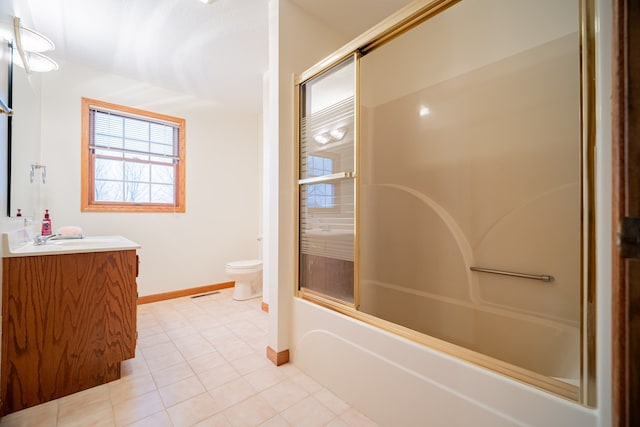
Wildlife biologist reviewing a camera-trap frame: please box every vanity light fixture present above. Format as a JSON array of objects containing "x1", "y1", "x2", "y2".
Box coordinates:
[
  {"x1": 199, "y1": 0, "x2": 217, "y2": 3},
  {"x1": 419, "y1": 105, "x2": 431, "y2": 117},
  {"x1": 313, "y1": 133, "x2": 332, "y2": 145},
  {"x1": 13, "y1": 17, "x2": 58, "y2": 74},
  {"x1": 13, "y1": 51, "x2": 59, "y2": 72},
  {"x1": 329, "y1": 127, "x2": 347, "y2": 140},
  {"x1": 313, "y1": 126, "x2": 347, "y2": 145},
  {"x1": 14, "y1": 22, "x2": 55, "y2": 52}
]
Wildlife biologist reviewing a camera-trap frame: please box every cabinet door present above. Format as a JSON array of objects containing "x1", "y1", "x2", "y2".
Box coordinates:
[{"x1": 1, "y1": 250, "x2": 137, "y2": 414}]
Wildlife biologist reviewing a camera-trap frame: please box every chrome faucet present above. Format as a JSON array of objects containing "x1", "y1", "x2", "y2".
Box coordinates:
[{"x1": 34, "y1": 234, "x2": 60, "y2": 245}]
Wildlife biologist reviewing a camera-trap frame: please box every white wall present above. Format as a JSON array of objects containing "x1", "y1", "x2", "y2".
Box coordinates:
[
  {"x1": 266, "y1": 0, "x2": 348, "y2": 353},
  {"x1": 281, "y1": 0, "x2": 612, "y2": 425},
  {"x1": 28, "y1": 60, "x2": 261, "y2": 296}
]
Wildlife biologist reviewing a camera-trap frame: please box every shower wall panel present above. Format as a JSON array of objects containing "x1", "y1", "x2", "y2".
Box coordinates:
[{"x1": 358, "y1": 0, "x2": 581, "y2": 380}]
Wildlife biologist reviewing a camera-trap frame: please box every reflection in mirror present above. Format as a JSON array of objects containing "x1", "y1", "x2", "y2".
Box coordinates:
[
  {"x1": 9, "y1": 51, "x2": 43, "y2": 219},
  {"x1": 1, "y1": 41, "x2": 11, "y2": 217},
  {"x1": 358, "y1": 0, "x2": 581, "y2": 392}
]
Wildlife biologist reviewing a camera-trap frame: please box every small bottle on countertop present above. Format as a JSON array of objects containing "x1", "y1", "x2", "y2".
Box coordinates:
[
  {"x1": 16, "y1": 209, "x2": 21, "y2": 217},
  {"x1": 41, "y1": 209, "x2": 52, "y2": 236}
]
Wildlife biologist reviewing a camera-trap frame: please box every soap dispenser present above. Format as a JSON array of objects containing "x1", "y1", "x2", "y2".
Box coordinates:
[{"x1": 41, "y1": 209, "x2": 52, "y2": 236}]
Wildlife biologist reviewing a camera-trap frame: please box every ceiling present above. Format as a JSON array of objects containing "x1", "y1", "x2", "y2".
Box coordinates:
[{"x1": 1, "y1": 0, "x2": 412, "y2": 111}]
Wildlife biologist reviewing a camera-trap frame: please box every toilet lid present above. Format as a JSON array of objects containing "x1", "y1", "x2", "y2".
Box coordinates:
[{"x1": 226, "y1": 259, "x2": 262, "y2": 269}]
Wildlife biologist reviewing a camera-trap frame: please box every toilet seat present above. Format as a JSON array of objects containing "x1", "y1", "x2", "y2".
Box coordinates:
[{"x1": 226, "y1": 259, "x2": 262, "y2": 269}]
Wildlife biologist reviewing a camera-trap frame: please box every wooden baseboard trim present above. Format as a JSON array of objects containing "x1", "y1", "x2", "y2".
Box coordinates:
[
  {"x1": 261, "y1": 302, "x2": 269, "y2": 313},
  {"x1": 266, "y1": 346, "x2": 289, "y2": 366},
  {"x1": 137, "y1": 281, "x2": 235, "y2": 304}
]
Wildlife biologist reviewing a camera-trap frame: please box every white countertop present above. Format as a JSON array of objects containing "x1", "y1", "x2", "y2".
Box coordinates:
[{"x1": 2, "y1": 232, "x2": 141, "y2": 257}]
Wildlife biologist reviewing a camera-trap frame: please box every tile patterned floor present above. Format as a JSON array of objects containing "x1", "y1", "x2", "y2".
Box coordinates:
[{"x1": 0, "y1": 289, "x2": 378, "y2": 427}]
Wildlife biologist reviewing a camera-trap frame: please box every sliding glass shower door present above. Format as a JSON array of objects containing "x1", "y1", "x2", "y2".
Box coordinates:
[{"x1": 298, "y1": 56, "x2": 356, "y2": 304}]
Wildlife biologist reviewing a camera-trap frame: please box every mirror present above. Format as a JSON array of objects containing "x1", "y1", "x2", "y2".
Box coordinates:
[
  {"x1": 1, "y1": 41, "x2": 11, "y2": 216},
  {"x1": 7, "y1": 45, "x2": 44, "y2": 219}
]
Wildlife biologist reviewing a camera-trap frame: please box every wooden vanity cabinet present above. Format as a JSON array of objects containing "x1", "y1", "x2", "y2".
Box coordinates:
[{"x1": 1, "y1": 249, "x2": 138, "y2": 415}]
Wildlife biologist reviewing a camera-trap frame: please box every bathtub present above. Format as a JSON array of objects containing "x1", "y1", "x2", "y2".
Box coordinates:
[{"x1": 359, "y1": 279, "x2": 580, "y2": 384}]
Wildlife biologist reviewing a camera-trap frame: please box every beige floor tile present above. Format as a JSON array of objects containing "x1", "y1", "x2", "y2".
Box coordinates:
[
  {"x1": 274, "y1": 363, "x2": 302, "y2": 378},
  {"x1": 258, "y1": 415, "x2": 291, "y2": 427},
  {"x1": 127, "y1": 410, "x2": 173, "y2": 427},
  {"x1": 197, "y1": 363, "x2": 241, "y2": 391},
  {"x1": 229, "y1": 353, "x2": 271, "y2": 375},
  {"x1": 201, "y1": 326, "x2": 240, "y2": 346},
  {"x1": 188, "y1": 314, "x2": 221, "y2": 330},
  {"x1": 259, "y1": 379, "x2": 309, "y2": 412},
  {"x1": 150, "y1": 360, "x2": 195, "y2": 388},
  {"x1": 137, "y1": 323, "x2": 164, "y2": 338},
  {"x1": 290, "y1": 372, "x2": 323, "y2": 394},
  {"x1": 137, "y1": 331, "x2": 172, "y2": 349},
  {"x1": 243, "y1": 366, "x2": 288, "y2": 392},
  {"x1": 325, "y1": 419, "x2": 350, "y2": 427},
  {"x1": 145, "y1": 349, "x2": 187, "y2": 372},
  {"x1": 207, "y1": 377, "x2": 257, "y2": 411},
  {"x1": 0, "y1": 401, "x2": 58, "y2": 427},
  {"x1": 280, "y1": 396, "x2": 335, "y2": 427},
  {"x1": 339, "y1": 408, "x2": 379, "y2": 426},
  {"x1": 216, "y1": 339, "x2": 256, "y2": 361},
  {"x1": 112, "y1": 390, "x2": 164, "y2": 426},
  {"x1": 159, "y1": 375, "x2": 206, "y2": 408},
  {"x1": 109, "y1": 373, "x2": 157, "y2": 406},
  {"x1": 188, "y1": 351, "x2": 227, "y2": 375},
  {"x1": 229, "y1": 320, "x2": 266, "y2": 339},
  {"x1": 246, "y1": 337, "x2": 269, "y2": 354},
  {"x1": 165, "y1": 325, "x2": 200, "y2": 340},
  {"x1": 57, "y1": 398, "x2": 115, "y2": 427},
  {"x1": 140, "y1": 341, "x2": 180, "y2": 361},
  {"x1": 58, "y1": 383, "x2": 110, "y2": 408},
  {"x1": 223, "y1": 395, "x2": 277, "y2": 427},
  {"x1": 174, "y1": 336, "x2": 217, "y2": 361},
  {"x1": 161, "y1": 318, "x2": 192, "y2": 332},
  {"x1": 121, "y1": 354, "x2": 150, "y2": 378},
  {"x1": 313, "y1": 388, "x2": 350, "y2": 415},
  {"x1": 0, "y1": 290, "x2": 381, "y2": 427},
  {"x1": 192, "y1": 412, "x2": 233, "y2": 427},
  {"x1": 166, "y1": 392, "x2": 225, "y2": 427}
]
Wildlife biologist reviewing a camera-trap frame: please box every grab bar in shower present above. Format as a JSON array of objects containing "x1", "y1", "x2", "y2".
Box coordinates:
[{"x1": 470, "y1": 267, "x2": 554, "y2": 282}]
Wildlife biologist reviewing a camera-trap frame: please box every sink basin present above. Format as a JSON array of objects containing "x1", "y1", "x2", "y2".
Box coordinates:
[
  {"x1": 2, "y1": 233, "x2": 140, "y2": 257},
  {"x1": 47, "y1": 237, "x2": 120, "y2": 246}
]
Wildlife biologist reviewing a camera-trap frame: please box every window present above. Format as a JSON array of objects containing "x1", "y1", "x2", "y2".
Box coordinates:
[
  {"x1": 81, "y1": 98, "x2": 185, "y2": 212},
  {"x1": 307, "y1": 154, "x2": 335, "y2": 209}
]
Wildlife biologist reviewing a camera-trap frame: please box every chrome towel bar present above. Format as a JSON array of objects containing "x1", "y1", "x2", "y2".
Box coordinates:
[{"x1": 470, "y1": 267, "x2": 554, "y2": 282}]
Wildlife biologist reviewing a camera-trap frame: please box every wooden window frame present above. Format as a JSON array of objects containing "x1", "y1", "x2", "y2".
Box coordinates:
[{"x1": 81, "y1": 97, "x2": 186, "y2": 213}]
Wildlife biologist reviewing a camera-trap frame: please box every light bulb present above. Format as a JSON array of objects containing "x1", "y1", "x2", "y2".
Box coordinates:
[
  {"x1": 329, "y1": 127, "x2": 346, "y2": 141},
  {"x1": 18, "y1": 26, "x2": 55, "y2": 52},
  {"x1": 13, "y1": 51, "x2": 59, "y2": 72},
  {"x1": 313, "y1": 133, "x2": 331, "y2": 145}
]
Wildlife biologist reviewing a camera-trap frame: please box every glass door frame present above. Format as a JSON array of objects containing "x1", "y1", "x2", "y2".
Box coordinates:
[{"x1": 293, "y1": 0, "x2": 596, "y2": 405}]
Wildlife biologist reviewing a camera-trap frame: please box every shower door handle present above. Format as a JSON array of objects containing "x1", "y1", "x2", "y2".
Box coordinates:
[{"x1": 618, "y1": 216, "x2": 640, "y2": 259}]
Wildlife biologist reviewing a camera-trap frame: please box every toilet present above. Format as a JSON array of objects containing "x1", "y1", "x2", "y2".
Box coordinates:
[{"x1": 226, "y1": 259, "x2": 263, "y2": 301}]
